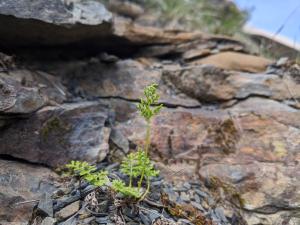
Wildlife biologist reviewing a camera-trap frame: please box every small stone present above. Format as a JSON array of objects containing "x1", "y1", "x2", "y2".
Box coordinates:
[
  {"x1": 95, "y1": 216, "x2": 110, "y2": 224},
  {"x1": 207, "y1": 196, "x2": 215, "y2": 206},
  {"x1": 123, "y1": 206, "x2": 138, "y2": 219},
  {"x1": 195, "y1": 190, "x2": 208, "y2": 199},
  {"x1": 145, "y1": 210, "x2": 160, "y2": 222},
  {"x1": 214, "y1": 207, "x2": 228, "y2": 223},
  {"x1": 56, "y1": 201, "x2": 80, "y2": 220},
  {"x1": 163, "y1": 187, "x2": 179, "y2": 202},
  {"x1": 38, "y1": 193, "x2": 53, "y2": 217},
  {"x1": 41, "y1": 217, "x2": 56, "y2": 225},
  {"x1": 180, "y1": 192, "x2": 190, "y2": 203},
  {"x1": 193, "y1": 194, "x2": 201, "y2": 204},
  {"x1": 183, "y1": 182, "x2": 191, "y2": 190},
  {"x1": 191, "y1": 202, "x2": 205, "y2": 212},
  {"x1": 202, "y1": 200, "x2": 210, "y2": 210},
  {"x1": 139, "y1": 212, "x2": 151, "y2": 225},
  {"x1": 173, "y1": 187, "x2": 187, "y2": 192},
  {"x1": 276, "y1": 57, "x2": 289, "y2": 67},
  {"x1": 60, "y1": 216, "x2": 78, "y2": 225},
  {"x1": 151, "y1": 180, "x2": 163, "y2": 186}
]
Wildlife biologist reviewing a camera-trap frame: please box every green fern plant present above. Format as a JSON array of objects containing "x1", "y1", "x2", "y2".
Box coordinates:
[
  {"x1": 121, "y1": 83, "x2": 162, "y2": 199},
  {"x1": 66, "y1": 160, "x2": 109, "y2": 187},
  {"x1": 65, "y1": 84, "x2": 163, "y2": 200},
  {"x1": 111, "y1": 180, "x2": 141, "y2": 198},
  {"x1": 121, "y1": 148, "x2": 159, "y2": 197},
  {"x1": 137, "y1": 83, "x2": 163, "y2": 157}
]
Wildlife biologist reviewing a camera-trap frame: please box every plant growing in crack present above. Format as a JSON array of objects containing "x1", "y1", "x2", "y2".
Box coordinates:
[{"x1": 65, "y1": 83, "x2": 163, "y2": 200}]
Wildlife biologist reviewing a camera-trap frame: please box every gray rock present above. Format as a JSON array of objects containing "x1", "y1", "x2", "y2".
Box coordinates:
[
  {"x1": 38, "y1": 193, "x2": 54, "y2": 217},
  {"x1": 59, "y1": 216, "x2": 78, "y2": 225},
  {"x1": 55, "y1": 200, "x2": 80, "y2": 220},
  {"x1": 195, "y1": 190, "x2": 208, "y2": 199},
  {"x1": 191, "y1": 202, "x2": 205, "y2": 212},
  {"x1": 0, "y1": 0, "x2": 112, "y2": 48},
  {"x1": 276, "y1": 57, "x2": 289, "y2": 67},
  {"x1": 0, "y1": 101, "x2": 110, "y2": 167},
  {"x1": 146, "y1": 210, "x2": 160, "y2": 222},
  {"x1": 139, "y1": 212, "x2": 151, "y2": 225},
  {"x1": 0, "y1": 70, "x2": 66, "y2": 114},
  {"x1": 183, "y1": 182, "x2": 191, "y2": 190},
  {"x1": 109, "y1": 128, "x2": 129, "y2": 153},
  {"x1": 193, "y1": 193, "x2": 201, "y2": 204},
  {"x1": 0, "y1": 159, "x2": 57, "y2": 223},
  {"x1": 214, "y1": 207, "x2": 228, "y2": 223},
  {"x1": 95, "y1": 216, "x2": 110, "y2": 224},
  {"x1": 180, "y1": 192, "x2": 190, "y2": 203},
  {"x1": 41, "y1": 217, "x2": 56, "y2": 225}
]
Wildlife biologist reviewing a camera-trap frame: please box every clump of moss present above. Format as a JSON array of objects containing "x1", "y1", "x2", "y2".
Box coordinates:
[{"x1": 41, "y1": 117, "x2": 64, "y2": 138}]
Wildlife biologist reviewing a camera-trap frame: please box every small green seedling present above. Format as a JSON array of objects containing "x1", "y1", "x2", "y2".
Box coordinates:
[{"x1": 65, "y1": 83, "x2": 163, "y2": 200}]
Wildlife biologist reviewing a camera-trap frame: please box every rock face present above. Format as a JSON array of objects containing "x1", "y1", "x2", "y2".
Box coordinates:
[
  {"x1": 0, "y1": 1, "x2": 299, "y2": 225},
  {"x1": 0, "y1": 0, "x2": 112, "y2": 48},
  {"x1": 0, "y1": 101, "x2": 110, "y2": 167},
  {"x1": 0, "y1": 69, "x2": 66, "y2": 115},
  {"x1": 0, "y1": 159, "x2": 57, "y2": 223}
]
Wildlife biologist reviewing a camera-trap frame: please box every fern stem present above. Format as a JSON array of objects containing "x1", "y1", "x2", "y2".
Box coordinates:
[
  {"x1": 138, "y1": 119, "x2": 151, "y2": 190},
  {"x1": 129, "y1": 157, "x2": 133, "y2": 187},
  {"x1": 139, "y1": 176, "x2": 150, "y2": 201},
  {"x1": 145, "y1": 119, "x2": 151, "y2": 156},
  {"x1": 138, "y1": 169, "x2": 144, "y2": 191}
]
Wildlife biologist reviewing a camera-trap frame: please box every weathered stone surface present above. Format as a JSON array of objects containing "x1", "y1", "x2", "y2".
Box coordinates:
[
  {"x1": 0, "y1": 0, "x2": 204, "y2": 56},
  {"x1": 41, "y1": 217, "x2": 56, "y2": 225},
  {"x1": 108, "y1": 96, "x2": 300, "y2": 224},
  {"x1": 55, "y1": 201, "x2": 80, "y2": 220},
  {"x1": 0, "y1": 159, "x2": 57, "y2": 223},
  {"x1": 163, "y1": 64, "x2": 300, "y2": 102},
  {"x1": 0, "y1": 69, "x2": 66, "y2": 114},
  {"x1": 194, "y1": 52, "x2": 272, "y2": 73},
  {"x1": 0, "y1": 101, "x2": 110, "y2": 167},
  {"x1": 0, "y1": 0, "x2": 112, "y2": 48},
  {"x1": 56, "y1": 59, "x2": 200, "y2": 107}
]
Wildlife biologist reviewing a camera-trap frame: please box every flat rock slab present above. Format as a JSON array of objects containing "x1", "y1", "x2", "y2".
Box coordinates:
[
  {"x1": 0, "y1": 69, "x2": 66, "y2": 114},
  {"x1": 56, "y1": 59, "x2": 200, "y2": 107},
  {"x1": 163, "y1": 64, "x2": 300, "y2": 103},
  {"x1": 0, "y1": 101, "x2": 110, "y2": 167},
  {"x1": 0, "y1": 0, "x2": 112, "y2": 48},
  {"x1": 194, "y1": 52, "x2": 272, "y2": 73},
  {"x1": 55, "y1": 201, "x2": 80, "y2": 221},
  {"x1": 0, "y1": 159, "x2": 58, "y2": 223}
]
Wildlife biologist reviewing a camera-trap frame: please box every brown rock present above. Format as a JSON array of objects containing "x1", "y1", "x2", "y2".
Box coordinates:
[
  {"x1": 55, "y1": 201, "x2": 80, "y2": 220},
  {"x1": 183, "y1": 49, "x2": 212, "y2": 61},
  {"x1": 0, "y1": 159, "x2": 57, "y2": 223},
  {"x1": 163, "y1": 64, "x2": 300, "y2": 102},
  {"x1": 194, "y1": 52, "x2": 272, "y2": 73},
  {"x1": 108, "y1": 96, "x2": 299, "y2": 224},
  {"x1": 0, "y1": 101, "x2": 110, "y2": 168},
  {"x1": 107, "y1": 0, "x2": 144, "y2": 19}
]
